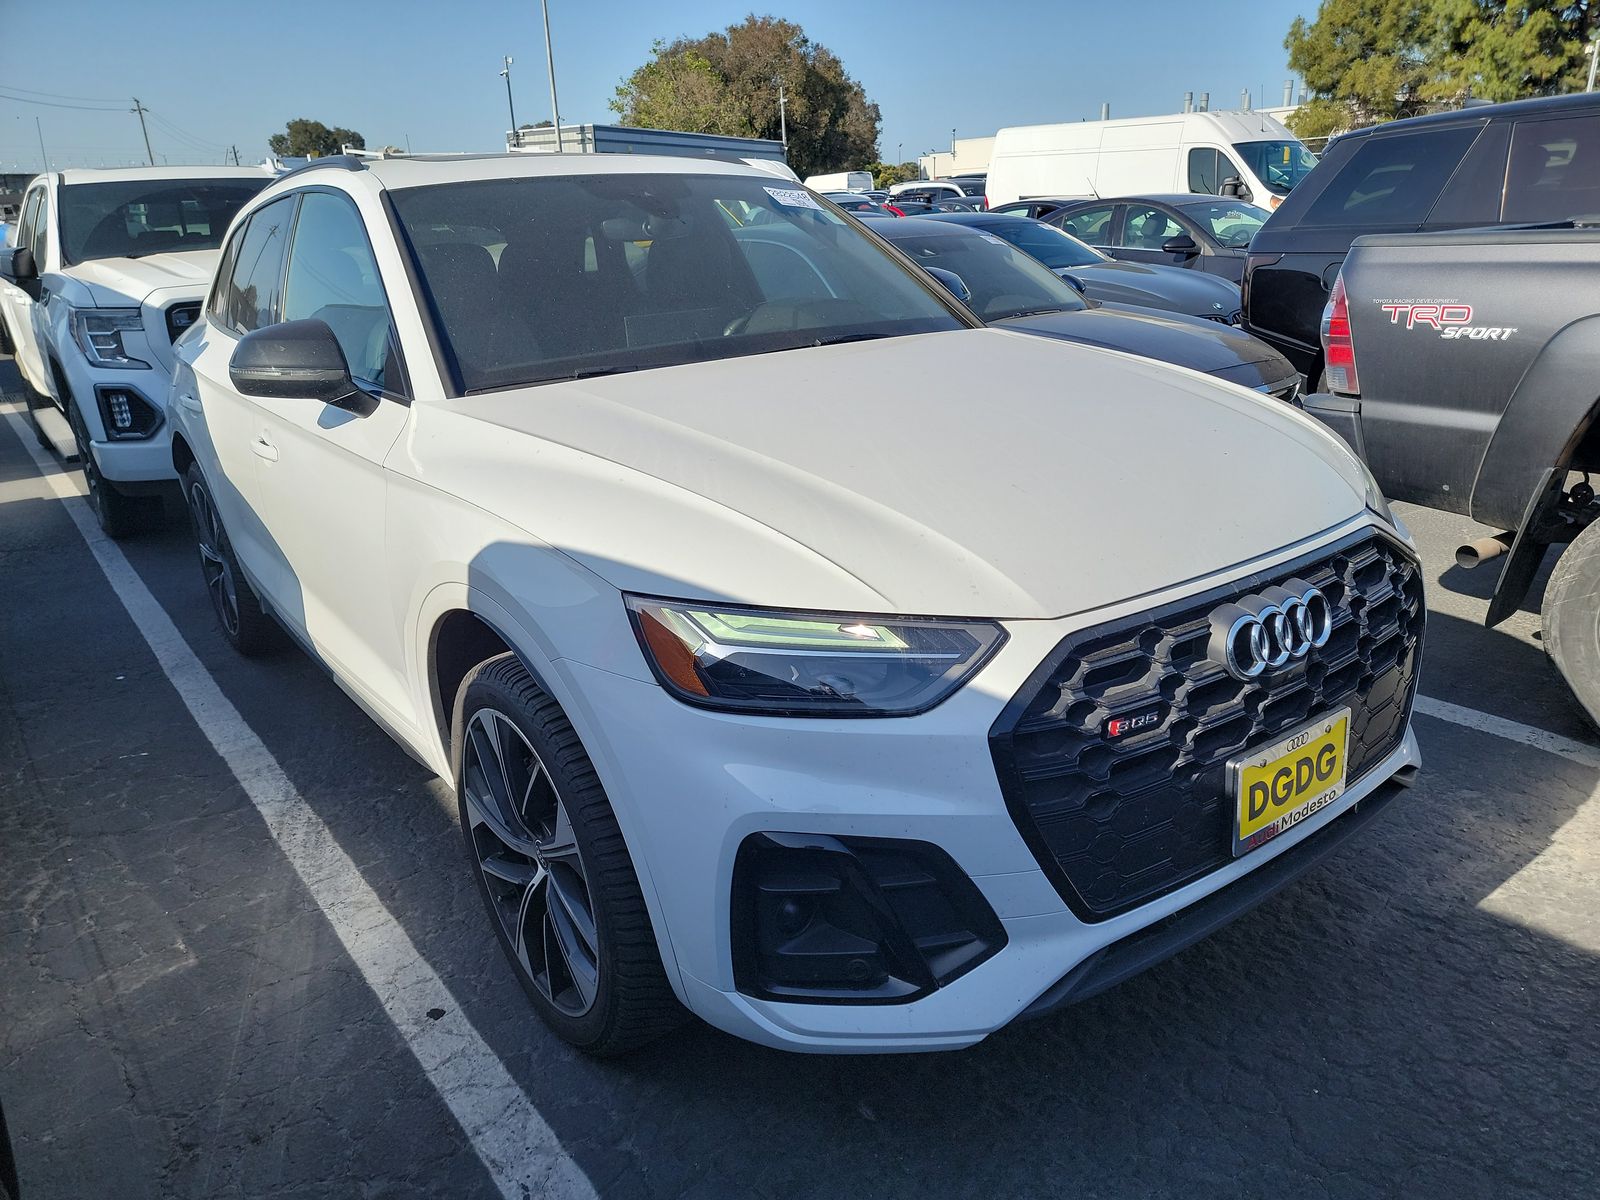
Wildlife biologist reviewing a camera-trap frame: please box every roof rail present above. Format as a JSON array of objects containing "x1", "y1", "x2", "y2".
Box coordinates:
[{"x1": 273, "y1": 154, "x2": 369, "y2": 180}]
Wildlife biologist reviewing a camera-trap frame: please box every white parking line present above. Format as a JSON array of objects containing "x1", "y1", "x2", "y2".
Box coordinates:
[
  {"x1": 0, "y1": 403, "x2": 597, "y2": 1199},
  {"x1": 1414, "y1": 694, "x2": 1600, "y2": 770}
]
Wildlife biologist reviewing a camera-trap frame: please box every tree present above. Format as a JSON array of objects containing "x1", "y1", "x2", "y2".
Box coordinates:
[
  {"x1": 1286, "y1": 1, "x2": 1599, "y2": 137},
  {"x1": 868, "y1": 161, "x2": 921, "y2": 189},
  {"x1": 267, "y1": 118, "x2": 366, "y2": 159},
  {"x1": 611, "y1": 16, "x2": 880, "y2": 178}
]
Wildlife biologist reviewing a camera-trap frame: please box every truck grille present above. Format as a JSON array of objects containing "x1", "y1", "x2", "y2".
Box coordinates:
[
  {"x1": 165, "y1": 302, "x2": 201, "y2": 344},
  {"x1": 988, "y1": 529, "x2": 1423, "y2": 921}
]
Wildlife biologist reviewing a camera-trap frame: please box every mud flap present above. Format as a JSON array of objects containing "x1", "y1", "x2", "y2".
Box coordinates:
[{"x1": 1486, "y1": 468, "x2": 1565, "y2": 628}]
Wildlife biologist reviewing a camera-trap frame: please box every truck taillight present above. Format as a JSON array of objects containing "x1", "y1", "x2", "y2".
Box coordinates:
[{"x1": 1321, "y1": 273, "x2": 1359, "y2": 395}]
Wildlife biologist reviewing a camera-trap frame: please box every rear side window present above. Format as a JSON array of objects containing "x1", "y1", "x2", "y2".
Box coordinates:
[
  {"x1": 219, "y1": 195, "x2": 296, "y2": 335},
  {"x1": 1298, "y1": 127, "x2": 1478, "y2": 228},
  {"x1": 1503, "y1": 115, "x2": 1600, "y2": 222},
  {"x1": 1424, "y1": 123, "x2": 1509, "y2": 228},
  {"x1": 1055, "y1": 204, "x2": 1115, "y2": 242}
]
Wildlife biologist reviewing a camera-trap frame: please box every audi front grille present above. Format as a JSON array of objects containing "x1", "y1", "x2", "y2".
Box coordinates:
[{"x1": 988, "y1": 529, "x2": 1424, "y2": 921}]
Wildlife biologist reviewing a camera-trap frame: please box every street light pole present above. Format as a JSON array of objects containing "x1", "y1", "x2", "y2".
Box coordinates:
[
  {"x1": 777, "y1": 81, "x2": 788, "y2": 149},
  {"x1": 540, "y1": 0, "x2": 564, "y2": 152},
  {"x1": 500, "y1": 56, "x2": 517, "y2": 137},
  {"x1": 1587, "y1": 41, "x2": 1599, "y2": 93}
]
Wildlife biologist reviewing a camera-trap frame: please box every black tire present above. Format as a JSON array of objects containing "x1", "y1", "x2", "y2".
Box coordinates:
[
  {"x1": 1542, "y1": 520, "x2": 1600, "y2": 730},
  {"x1": 181, "y1": 461, "x2": 281, "y2": 656},
  {"x1": 66, "y1": 398, "x2": 155, "y2": 539},
  {"x1": 453, "y1": 653, "x2": 684, "y2": 1056}
]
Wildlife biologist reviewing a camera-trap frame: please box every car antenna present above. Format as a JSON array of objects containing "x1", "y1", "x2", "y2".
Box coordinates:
[{"x1": 1086, "y1": 178, "x2": 1100, "y2": 200}]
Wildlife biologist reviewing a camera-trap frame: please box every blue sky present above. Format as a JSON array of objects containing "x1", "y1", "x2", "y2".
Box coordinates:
[{"x1": 0, "y1": 0, "x2": 1319, "y2": 171}]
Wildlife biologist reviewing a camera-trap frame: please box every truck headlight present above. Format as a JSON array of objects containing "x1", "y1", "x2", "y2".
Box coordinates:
[
  {"x1": 69, "y1": 307, "x2": 151, "y2": 369},
  {"x1": 625, "y1": 597, "x2": 1006, "y2": 716}
]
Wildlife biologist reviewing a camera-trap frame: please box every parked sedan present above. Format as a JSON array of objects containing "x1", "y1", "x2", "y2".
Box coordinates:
[
  {"x1": 987, "y1": 198, "x2": 1074, "y2": 220},
  {"x1": 923, "y1": 212, "x2": 1243, "y2": 323},
  {"x1": 872, "y1": 217, "x2": 1299, "y2": 400},
  {"x1": 1045, "y1": 195, "x2": 1273, "y2": 282},
  {"x1": 822, "y1": 192, "x2": 890, "y2": 214}
]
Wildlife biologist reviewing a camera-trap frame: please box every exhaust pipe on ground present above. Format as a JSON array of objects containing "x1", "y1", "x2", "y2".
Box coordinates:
[{"x1": 1455, "y1": 533, "x2": 1515, "y2": 569}]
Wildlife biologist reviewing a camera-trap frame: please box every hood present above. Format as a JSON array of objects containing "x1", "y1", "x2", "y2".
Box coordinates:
[
  {"x1": 1060, "y1": 260, "x2": 1241, "y2": 320},
  {"x1": 995, "y1": 304, "x2": 1289, "y2": 384},
  {"x1": 426, "y1": 329, "x2": 1369, "y2": 619},
  {"x1": 65, "y1": 249, "x2": 218, "y2": 307}
]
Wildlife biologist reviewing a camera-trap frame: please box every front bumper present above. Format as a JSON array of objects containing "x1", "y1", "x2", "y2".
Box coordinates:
[
  {"x1": 58, "y1": 353, "x2": 174, "y2": 484},
  {"x1": 557, "y1": 515, "x2": 1422, "y2": 1053}
]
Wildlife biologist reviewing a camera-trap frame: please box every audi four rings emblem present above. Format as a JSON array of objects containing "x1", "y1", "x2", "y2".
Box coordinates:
[{"x1": 1207, "y1": 579, "x2": 1333, "y2": 681}]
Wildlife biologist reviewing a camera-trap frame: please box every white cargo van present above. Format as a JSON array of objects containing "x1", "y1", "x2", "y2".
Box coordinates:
[
  {"x1": 803, "y1": 170, "x2": 873, "y2": 193},
  {"x1": 986, "y1": 111, "x2": 1316, "y2": 209}
]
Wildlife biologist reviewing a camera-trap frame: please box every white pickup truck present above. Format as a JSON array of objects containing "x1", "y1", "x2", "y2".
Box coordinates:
[{"x1": 0, "y1": 165, "x2": 271, "y2": 535}]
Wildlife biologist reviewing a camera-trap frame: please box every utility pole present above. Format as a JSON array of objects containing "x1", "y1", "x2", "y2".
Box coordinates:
[
  {"x1": 500, "y1": 56, "x2": 517, "y2": 138},
  {"x1": 540, "y1": 0, "x2": 564, "y2": 151},
  {"x1": 228, "y1": 144, "x2": 239, "y2": 166},
  {"x1": 776, "y1": 80, "x2": 788, "y2": 149},
  {"x1": 35, "y1": 117, "x2": 47, "y2": 171},
  {"x1": 131, "y1": 97, "x2": 154, "y2": 165}
]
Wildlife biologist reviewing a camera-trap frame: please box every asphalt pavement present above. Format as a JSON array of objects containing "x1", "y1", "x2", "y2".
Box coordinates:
[{"x1": 1, "y1": 357, "x2": 1597, "y2": 1200}]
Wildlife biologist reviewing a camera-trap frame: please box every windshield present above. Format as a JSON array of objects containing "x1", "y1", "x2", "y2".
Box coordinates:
[
  {"x1": 1177, "y1": 200, "x2": 1273, "y2": 248},
  {"x1": 977, "y1": 220, "x2": 1107, "y2": 270},
  {"x1": 883, "y1": 228, "x2": 1087, "y2": 321},
  {"x1": 391, "y1": 173, "x2": 968, "y2": 393},
  {"x1": 1231, "y1": 140, "x2": 1319, "y2": 195},
  {"x1": 59, "y1": 178, "x2": 269, "y2": 264}
]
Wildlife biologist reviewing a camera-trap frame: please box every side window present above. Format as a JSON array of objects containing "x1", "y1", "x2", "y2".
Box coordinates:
[
  {"x1": 15, "y1": 189, "x2": 41, "y2": 255},
  {"x1": 221, "y1": 195, "x2": 295, "y2": 335},
  {"x1": 1120, "y1": 205, "x2": 1184, "y2": 250},
  {"x1": 1425, "y1": 122, "x2": 1510, "y2": 228},
  {"x1": 1056, "y1": 204, "x2": 1115, "y2": 242},
  {"x1": 28, "y1": 191, "x2": 49, "y2": 263},
  {"x1": 1187, "y1": 148, "x2": 1220, "y2": 194},
  {"x1": 1502, "y1": 115, "x2": 1600, "y2": 223},
  {"x1": 281, "y1": 191, "x2": 395, "y2": 390},
  {"x1": 208, "y1": 225, "x2": 244, "y2": 322},
  {"x1": 1298, "y1": 127, "x2": 1478, "y2": 228}
]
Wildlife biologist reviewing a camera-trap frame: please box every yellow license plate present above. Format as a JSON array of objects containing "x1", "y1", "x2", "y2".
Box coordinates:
[{"x1": 1229, "y1": 709, "x2": 1350, "y2": 857}]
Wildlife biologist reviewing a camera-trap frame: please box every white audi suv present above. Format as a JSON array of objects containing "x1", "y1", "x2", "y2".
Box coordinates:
[{"x1": 167, "y1": 152, "x2": 1423, "y2": 1054}]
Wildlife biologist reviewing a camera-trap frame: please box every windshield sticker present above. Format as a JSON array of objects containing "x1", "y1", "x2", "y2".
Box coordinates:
[
  {"x1": 980, "y1": 234, "x2": 1009, "y2": 246},
  {"x1": 765, "y1": 187, "x2": 823, "y2": 210}
]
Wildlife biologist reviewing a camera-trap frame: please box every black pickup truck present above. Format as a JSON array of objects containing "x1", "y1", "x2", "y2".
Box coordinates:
[{"x1": 1304, "y1": 224, "x2": 1600, "y2": 722}]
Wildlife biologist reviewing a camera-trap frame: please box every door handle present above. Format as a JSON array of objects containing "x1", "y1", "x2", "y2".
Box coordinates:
[
  {"x1": 250, "y1": 434, "x2": 279, "y2": 462},
  {"x1": 177, "y1": 393, "x2": 201, "y2": 415}
]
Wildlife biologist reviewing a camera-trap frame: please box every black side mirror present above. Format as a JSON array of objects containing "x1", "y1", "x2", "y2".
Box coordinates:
[
  {"x1": 1219, "y1": 176, "x2": 1253, "y2": 203},
  {"x1": 229, "y1": 319, "x2": 366, "y2": 409},
  {"x1": 1054, "y1": 270, "x2": 1087, "y2": 294},
  {"x1": 1162, "y1": 234, "x2": 1200, "y2": 257},
  {"x1": 925, "y1": 266, "x2": 972, "y2": 305},
  {"x1": 2, "y1": 246, "x2": 35, "y2": 282}
]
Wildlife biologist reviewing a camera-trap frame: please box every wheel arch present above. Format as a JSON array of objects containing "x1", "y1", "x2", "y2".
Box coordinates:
[
  {"x1": 170, "y1": 428, "x2": 196, "y2": 479},
  {"x1": 1471, "y1": 314, "x2": 1600, "y2": 531},
  {"x1": 427, "y1": 607, "x2": 517, "y2": 751}
]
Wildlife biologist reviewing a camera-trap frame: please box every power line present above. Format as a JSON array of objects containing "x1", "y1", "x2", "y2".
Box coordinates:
[
  {"x1": 0, "y1": 82, "x2": 123, "y2": 104},
  {"x1": 146, "y1": 110, "x2": 229, "y2": 152},
  {"x1": 0, "y1": 90, "x2": 126, "y2": 112}
]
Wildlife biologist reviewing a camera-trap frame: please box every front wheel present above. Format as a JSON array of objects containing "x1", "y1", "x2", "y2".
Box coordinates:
[
  {"x1": 453, "y1": 654, "x2": 683, "y2": 1056},
  {"x1": 1542, "y1": 519, "x2": 1600, "y2": 729},
  {"x1": 67, "y1": 399, "x2": 154, "y2": 539},
  {"x1": 182, "y1": 461, "x2": 280, "y2": 656}
]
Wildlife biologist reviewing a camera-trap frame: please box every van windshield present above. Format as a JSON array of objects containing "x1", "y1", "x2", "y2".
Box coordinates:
[
  {"x1": 391, "y1": 172, "x2": 969, "y2": 393},
  {"x1": 1231, "y1": 140, "x2": 1319, "y2": 195}
]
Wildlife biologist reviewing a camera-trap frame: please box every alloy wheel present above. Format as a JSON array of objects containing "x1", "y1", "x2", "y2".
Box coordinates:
[
  {"x1": 186, "y1": 481, "x2": 239, "y2": 636},
  {"x1": 463, "y1": 708, "x2": 600, "y2": 1016}
]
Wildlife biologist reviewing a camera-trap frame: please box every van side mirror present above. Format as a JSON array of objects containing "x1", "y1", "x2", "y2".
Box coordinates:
[
  {"x1": 1, "y1": 246, "x2": 35, "y2": 282},
  {"x1": 1162, "y1": 234, "x2": 1200, "y2": 257},
  {"x1": 229, "y1": 318, "x2": 367, "y2": 409},
  {"x1": 1220, "y1": 176, "x2": 1253, "y2": 203},
  {"x1": 925, "y1": 266, "x2": 972, "y2": 305}
]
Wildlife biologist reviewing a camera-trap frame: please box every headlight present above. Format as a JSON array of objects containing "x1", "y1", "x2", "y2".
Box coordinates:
[
  {"x1": 69, "y1": 307, "x2": 150, "y2": 369},
  {"x1": 625, "y1": 597, "x2": 1007, "y2": 717}
]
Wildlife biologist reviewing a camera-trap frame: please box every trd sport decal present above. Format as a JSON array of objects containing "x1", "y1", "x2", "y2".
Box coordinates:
[{"x1": 1374, "y1": 300, "x2": 1516, "y2": 341}]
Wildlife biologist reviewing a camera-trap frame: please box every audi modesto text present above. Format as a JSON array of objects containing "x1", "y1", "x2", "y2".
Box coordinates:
[{"x1": 166, "y1": 152, "x2": 1423, "y2": 1055}]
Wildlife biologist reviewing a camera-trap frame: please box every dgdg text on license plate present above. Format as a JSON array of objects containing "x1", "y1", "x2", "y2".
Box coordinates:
[{"x1": 1228, "y1": 708, "x2": 1350, "y2": 857}]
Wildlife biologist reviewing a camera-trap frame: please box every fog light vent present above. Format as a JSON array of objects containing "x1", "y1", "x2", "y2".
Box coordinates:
[{"x1": 731, "y1": 833, "x2": 1006, "y2": 1005}]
